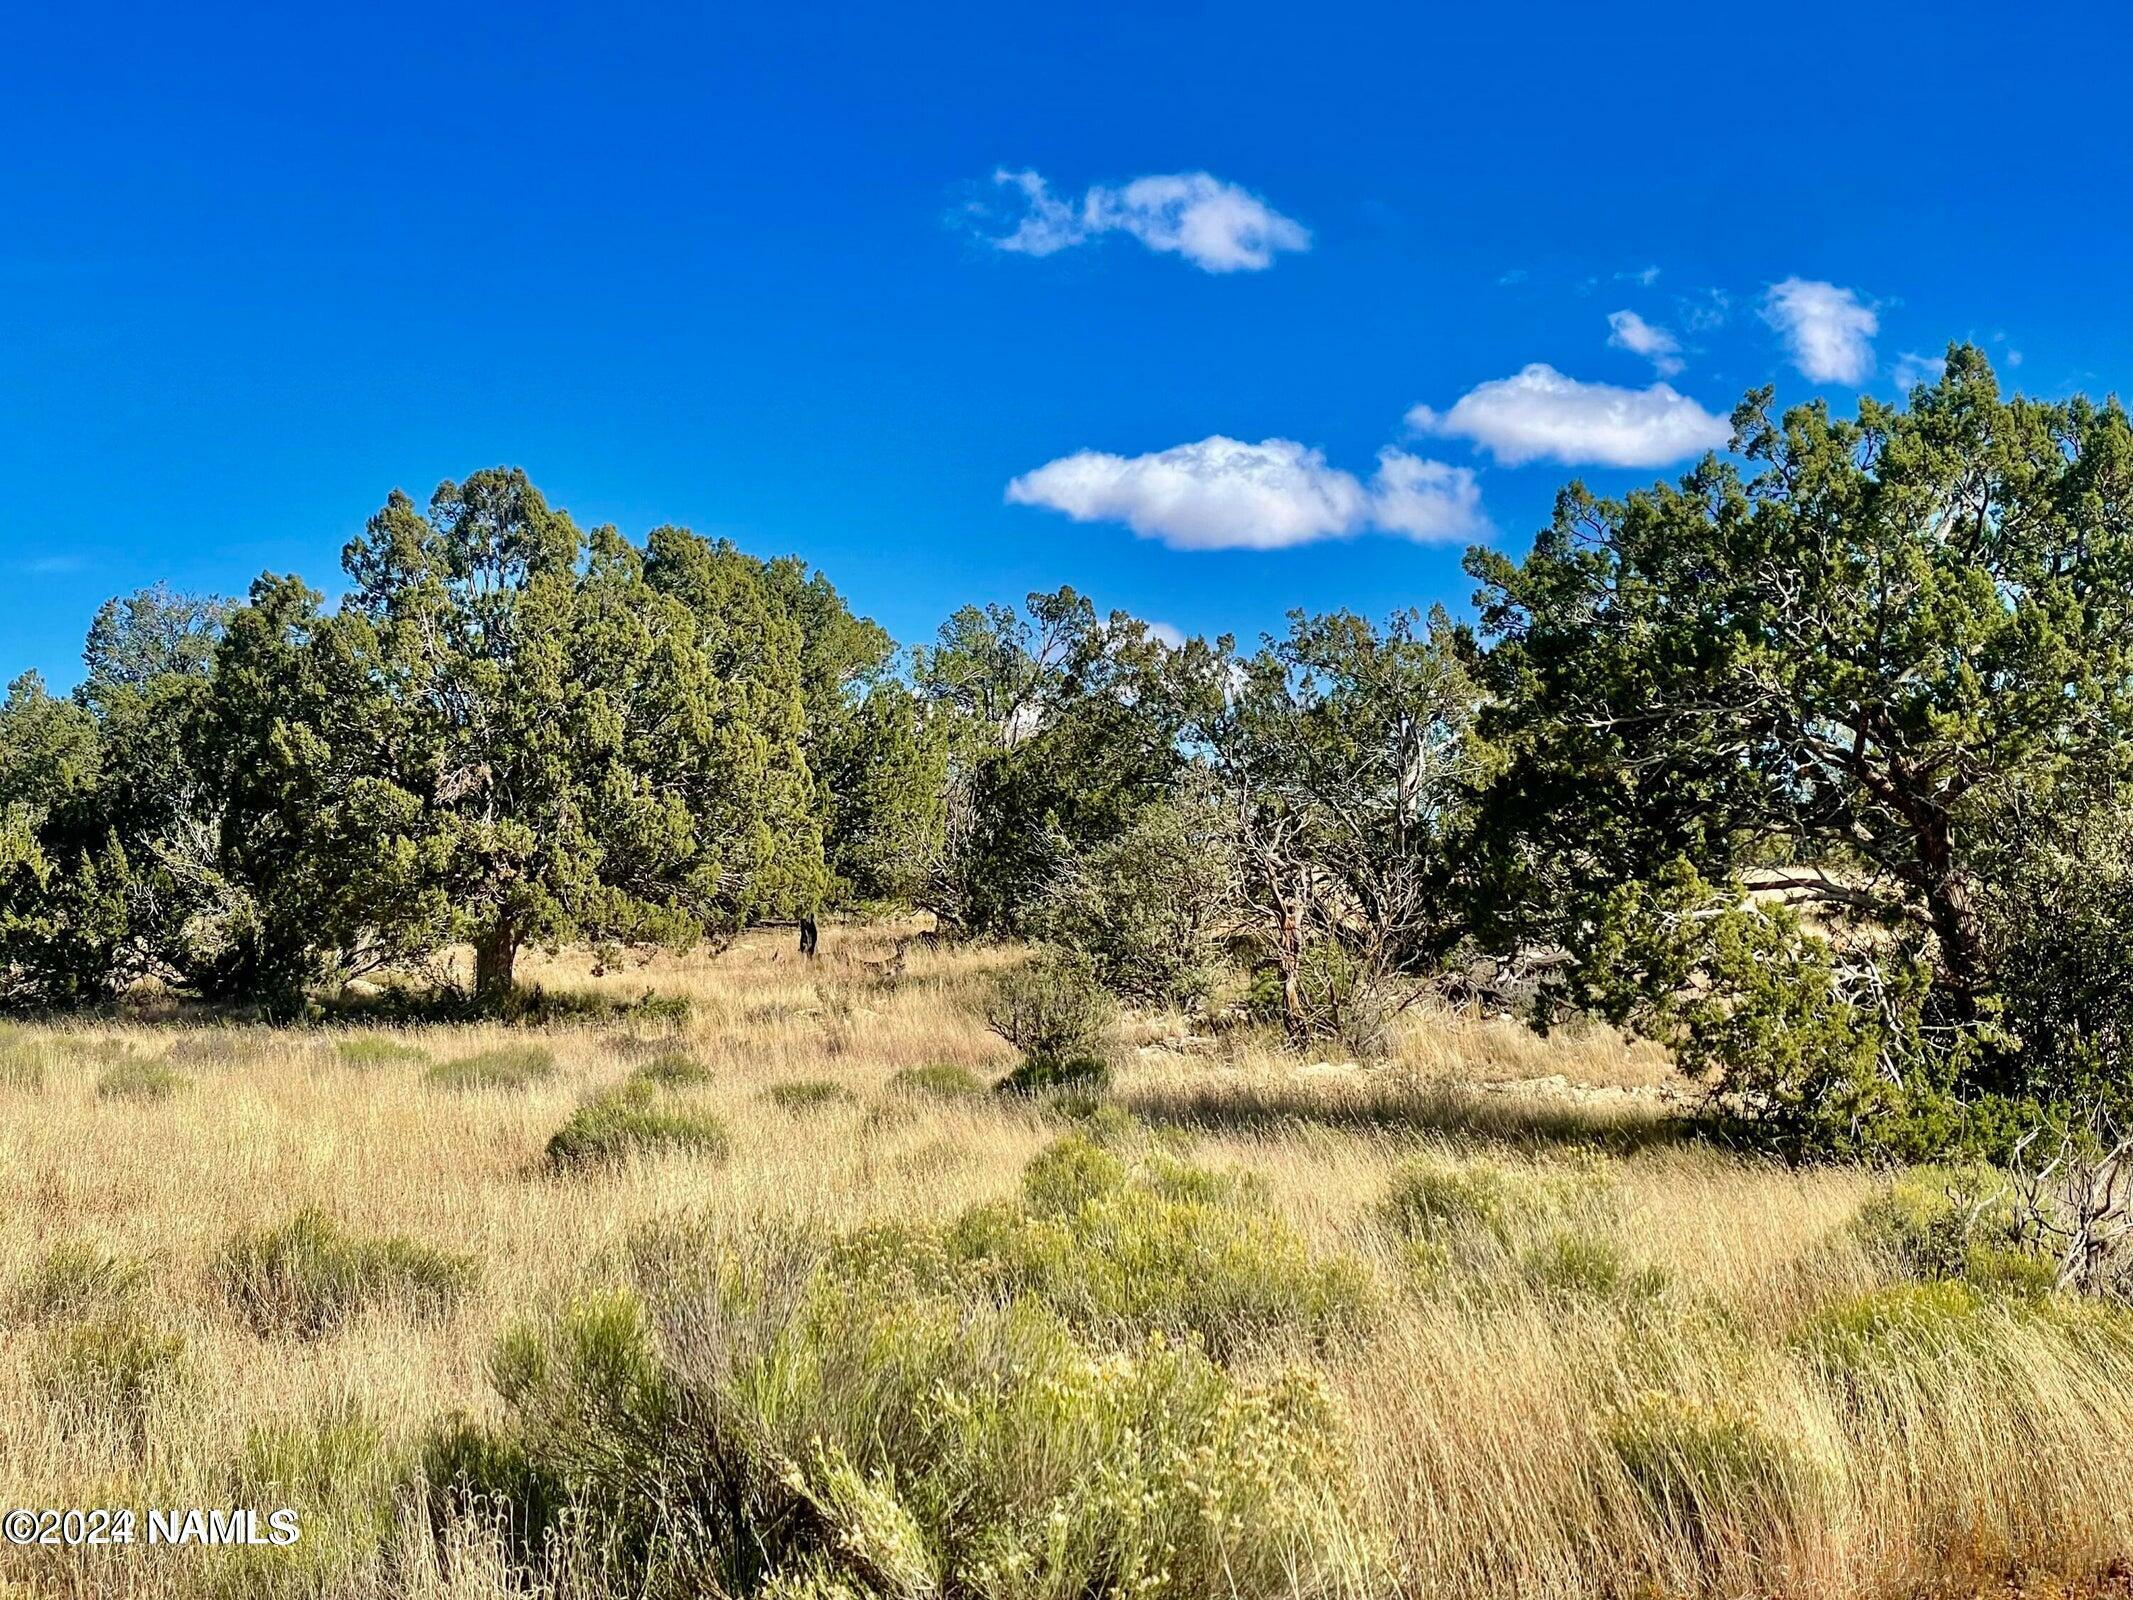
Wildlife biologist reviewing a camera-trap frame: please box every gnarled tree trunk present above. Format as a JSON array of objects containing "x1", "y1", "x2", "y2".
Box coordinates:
[{"x1": 474, "y1": 915, "x2": 519, "y2": 1006}]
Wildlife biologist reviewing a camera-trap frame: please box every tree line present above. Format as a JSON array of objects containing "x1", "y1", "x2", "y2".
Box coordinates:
[{"x1": 7, "y1": 346, "x2": 2133, "y2": 1157}]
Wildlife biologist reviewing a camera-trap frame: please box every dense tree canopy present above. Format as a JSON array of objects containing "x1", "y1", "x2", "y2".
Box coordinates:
[
  {"x1": 10, "y1": 367, "x2": 2133, "y2": 1158},
  {"x1": 1469, "y1": 346, "x2": 2133, "y2": 1140}
]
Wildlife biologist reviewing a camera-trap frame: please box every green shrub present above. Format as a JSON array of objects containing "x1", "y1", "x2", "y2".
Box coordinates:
[
  {"x1": 425, "y1": 1045, "x2": 555, "y2": 1091},
  {"x1": 335, "y1": 1034, "x2": 430, "y2": 1068},
  {"x1": 1024, "y1": 796, "x2": 1236, "y2": 1010},
  {"x1": 1522, "y1": 1230, "x2": 1668, "y2": 1306},
  {"x1": 995, "y1": 1053, "x2": 1113, "y2": 1098},
  {"x1": 631, "y1": 1050, "x2": 711, "y2": 1088},
  {"x1": 97, "y1": 1058, "x2": 187, "y2": 1100},
  {"x1": 448, "y1": 1127, "x2": 1383, "y2": 1595},
  {"x1": 938, "y1": 1135, "x2": 1376, "y2": 1360},
  {"x1": 1381, "y1": 1156, "x2": 1609, "y2": 1246},
  {"x1": 488, "y1": 1265, "x2": 1365, "y2": 1599},
  {"x1": 415, "y1": 1413, "x2": 567, "y2": 1572},
  {"x1": 221, "y1": 1401, "x2": 401, "y2": 1598},
  {"x1": 9, "y1": 1240, "x2": 146, "y2": 1325},
  {"x1": 886, "y1": 1062, "x2": 985, "y2": 1100},
  {"x1": 1845, "y1": 1170, "x2": 2056, "y2": 1295},
  {"x1": 763, "y1": 1078, "x2": 857, "y2": 1112},
  {"x1": 984, "y1": 947, "x2": 1114, "y2": 1064},
  {"x1": 32, "y1": 1313, "x2": 186, "y2": 1429},
  {"x1": 1608, "y1": 1391, "x2": 1813, "y2": 1550},
  {"x1": 212, "y1": 1209, "x2": 476, "y2": 1338},
  {"x1": 545, "y1": 1093, "x2": 730, "y2": 1171},
  {"x1": 1791, "y1": 1281, "x2": 2005, "y2": 1381}
]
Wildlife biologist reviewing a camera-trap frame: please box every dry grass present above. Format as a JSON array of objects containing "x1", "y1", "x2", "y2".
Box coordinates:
[{"x1": 0, "y1": 928, "x2": 2129, "y2": 1597}]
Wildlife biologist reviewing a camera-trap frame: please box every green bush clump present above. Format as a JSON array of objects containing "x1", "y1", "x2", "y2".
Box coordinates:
[
  {"x1": 485, "y1": 1260, "x2": 1366, "y2": 1600},
  {"x1": 1607, "y1": 1391, "x2": 1814, "y2": 1552},
  {"x1": 335, "y1": 1034, "x2": 430, "y2": 1068},
  {"x1": 9, "y1": 1240, "x2": 146, "y2": 1325},
  {"x1": 886, "y1": 1062, "x2": 985, "y2": 1100},
  {"x1": 416, "y1": 1412, "x2": 568, "y2": 1573},
  {"x1": 630, "y1": 1050, "x2": 712, "y2": 1088},
  {"x1": 221, "y1": 1401, "x2": 401, "y2": 1597},
  {"x1": 1521, "y1": 1230, "x2": 1669, "y2": 1306},
  {"x1": 1846, "y1": 1170, "x2": 2057, "y2": 1295},
  {"x1": 938, "y1": 1135, "x2": 1376, "y2": 1360},
  {"x1": 545, "y1": 1090, "x2": 730, "y2": 1171},
  {"x1": 762, "y1": 1078, "x2": 857, "y2": 1112},
  {"x1": 212, "y1": 1209, "x2": 476, "y2": 1339},
  {"x1": 1381, "y1": 1155, "x2": 1610, "y2": 1245},
  {"x1": 985, "y1": 947, "x2": 1115, "y2": 1065},
  {"x1": 97, "y1": 1058, "x2": 187, "y2": 1100},
  {"x1": 454, "y1": 1129, "x2": 1381, "y2": 1595},
  {"x1": 32, "y1": 1313, "x2": 186, "y2": 1431},
  {"x1": 996, "y1": 1053, "x2": 1113, "y2": 1098},
  {"x1": 426, "y1": 1045, "x2": 555, "y2": 1091},
  {"x1": 1024, "y1": 796, "x2": 1236, "y2": 1011},
  {"x1": 1790, "y1": 1281, "x2": 2005, "y2": 1381}
]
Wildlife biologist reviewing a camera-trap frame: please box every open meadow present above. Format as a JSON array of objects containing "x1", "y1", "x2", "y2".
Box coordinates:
[{"x1": 1, "y1": 930, "x2": 2130, "y2": 1599}]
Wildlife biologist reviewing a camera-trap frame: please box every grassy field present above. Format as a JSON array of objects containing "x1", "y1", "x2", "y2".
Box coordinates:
[{"x1": 2, "y1": 929, "x2": 2131, "y2": 1598}]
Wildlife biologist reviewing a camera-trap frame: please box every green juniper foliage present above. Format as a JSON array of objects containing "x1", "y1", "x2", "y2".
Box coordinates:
[
  {"x1": 8, "y1": 370, "x2": 2133, "y2": 1159},
  {"x1": 1468, "y1": 347, "x2": 2133, "y2": 1153}
]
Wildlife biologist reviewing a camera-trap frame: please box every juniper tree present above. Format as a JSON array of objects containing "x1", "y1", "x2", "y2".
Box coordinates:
[{"x1": 1468, "y1": 346, "x2": 2133, "y2": 1110}]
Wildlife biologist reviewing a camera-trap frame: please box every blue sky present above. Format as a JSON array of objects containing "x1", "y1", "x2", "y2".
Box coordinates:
[{"x1": 4, "y1": 0, "x2": 2130, "y2": 687}]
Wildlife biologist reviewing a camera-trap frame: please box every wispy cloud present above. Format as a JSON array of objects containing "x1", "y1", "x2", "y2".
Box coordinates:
[
  {"x1": 1408, "y1": 364, "x2": 1730, "y2": 468},
  {"x1": 1763, "y1": 278, "x2": 1878, "y2": 383},
  {"x1": 1606, "y1": 309, "x2": 1685, "y2": 376},
  {"x1": 1005, "y1": 436, "x2": 1484, "y2": 551},
  {"x1": 1677, "y1": 288, "x2": 1731, "y2": 334},
  {"x1": 980, "y1": 169, "x2": 1309, "y2": 273},
  {"x1": 1892, "y1": 351, "x2": 1947, "y2": 390}
]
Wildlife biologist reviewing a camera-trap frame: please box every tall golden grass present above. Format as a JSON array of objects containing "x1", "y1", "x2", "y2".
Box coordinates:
[{"x1": 0, "y1": 927, "x2": 2128, "y2": 1597}]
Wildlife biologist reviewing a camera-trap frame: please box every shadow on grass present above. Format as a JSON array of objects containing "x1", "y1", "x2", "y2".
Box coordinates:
[
  {"x1": 1117, "y1": 1075, "x2": 1697, "y2": 1156},
  {"x1": 309, "y1": 984, "x2": 691, "y2": 1030}
]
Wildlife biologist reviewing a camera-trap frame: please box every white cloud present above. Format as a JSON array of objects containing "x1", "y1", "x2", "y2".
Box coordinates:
[
  {"x1": 1408, "y1": 364, "x2": 1730, "y2": 468},
  {"x1": 1763, "y1": 278, "x2": 1878, "y2": 383},
  {"x1": 1679, "y1": 288, "x2": 1731, "y2": 334},
  {"x1": 1618, "y1": 265, "x2": 1662, "y2": 287},
  {"x1": 983, "y1": 169, "x2": 1309, "y2": 273},
  {"x1": 1892, "y1": 351, "x2": 1946, "y2": 390},
  {"x1": 1367, "y1": 448, "x2": 1488, "y2": 541},
  {"x1": 1606, "y1": 309, "x2": 1684, "y2": 376},
  {"x1": 986, "y1": 169, "x2": 1086, "y2": 257},
  {"x1": 1145, "y1": 621, "x2": 1188, "y2": 650},
  {"x1": 1004, "y1": 435, "x2": 1483, "y2": 551}
]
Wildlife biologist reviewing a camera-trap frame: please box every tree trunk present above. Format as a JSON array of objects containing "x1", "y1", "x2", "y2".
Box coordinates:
[
  {"x1": 474, "y1": 916, "x2": 519, "y2": 1006},
  {"x1": 1913, "y1": 817, "x2": 1990, "y2": 1027},
  {"x1": 1277, "y1": 893, "x2": 1307, "y2": 1045}
]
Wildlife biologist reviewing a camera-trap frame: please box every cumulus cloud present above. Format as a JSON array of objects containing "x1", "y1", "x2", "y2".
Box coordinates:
[
  {"x1": 1606, "y1": 309, "x2": 1684, "y2": 376},
  {"x1": 1004, "y1": 436, "x2": 1483, "y2": 551},
  {"x1": 1407, "y1": 364, "x2": 1730, "y2": 468},
  {"x1": 983, "y1": 169, "x2": 1309, "y2": 273},
  {"x1": 1366, "y1": 448, "x2": 1489, "y2": 541},
  {"x1": 1763, "y1": 278, "x2": 1878, "y2": 383}
]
